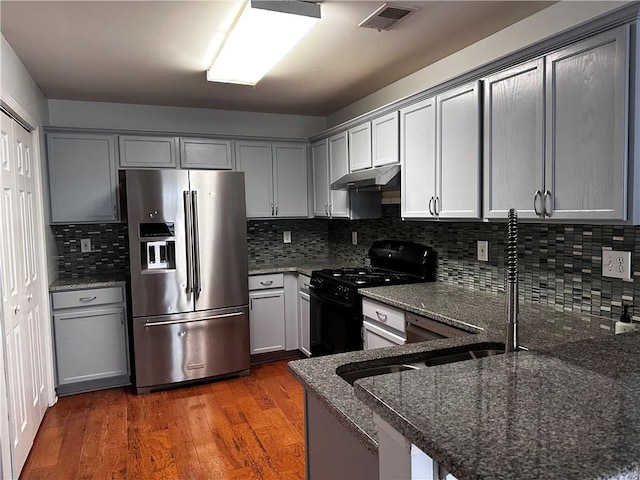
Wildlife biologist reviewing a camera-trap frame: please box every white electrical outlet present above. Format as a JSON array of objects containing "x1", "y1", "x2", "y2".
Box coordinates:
[
  {"x1": 477, "y1": 241, "x2": 488, "y2": 262},
  {"x1": 602, "y1": 249, "x2": 631, "y2": 280},
  {"x1": 283, "y1": 231, "x2": 292, "y2": 244},
  {"x1": 80, "y1": 238, "x2": 91, "y2": 253},
  {"x1": 352, "y1": 232, "x2": 358, "y2": 245}
]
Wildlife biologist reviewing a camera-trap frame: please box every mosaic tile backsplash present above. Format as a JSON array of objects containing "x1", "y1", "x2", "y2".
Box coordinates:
[
  {"x1": 53, "y1": 218, "x2": 329, "y2": 276},
  {"x1": 53, "y1": 204, "x2": 640, "y2": 321},
  {"x1": 328, "y1": 204, "x2": 640, "y2": 321}
]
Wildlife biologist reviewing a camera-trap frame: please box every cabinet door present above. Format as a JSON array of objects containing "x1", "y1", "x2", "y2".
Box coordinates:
[
  {"x1": 118, "y1": 135, "x2": 177, "y2": 169},
  {"x1": 328, "y1": 132, "x2": 350, "y2": 218},
  {"x1": 312, "y1": 140, "x2": 330, "y2": 217},
  {"x1": 180, "y1": 137, "x2": 233, "y2": 170},
  {"x1": 298, "y1": 291, "x2": 311, "y2": 357},
  {"x1": 47, "y1": 133, "x2": 119, "y2": 223},
  {"x1": 484, "y1": 60, "x2": 544, "y2": 219},
  {"x1": 372, "y1": 112, "x2": 399, "y2": 167},
  {"x1": 545, "y1": 26, "x2": 628, "y2": 220},
  {"x1": 236, "y1": 141, "x2": 274, "y2": 218},
  {"x1": 437, "y1": 81, "x2": 481, "y2": 219},
  {"x1": 273, "y1": 143, "x2": 308, "y2": 217},
  {"x1": 348, "y1": 122, "x2": 372, "y2": 172},
  {"x1": 54, "y1": 307, "x2": 128, "y2": 385},
  {"x1": 249, "y1": 289, "x2": 285, "y2": 354},
  {"x1": 400, "y1": 97, "x2": 436, "y2": 218}
]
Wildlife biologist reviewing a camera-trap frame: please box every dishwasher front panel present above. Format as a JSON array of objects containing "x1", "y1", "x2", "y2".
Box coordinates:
[{"x1": 133, "y1": 306, "x2": 249, "y2": 392}]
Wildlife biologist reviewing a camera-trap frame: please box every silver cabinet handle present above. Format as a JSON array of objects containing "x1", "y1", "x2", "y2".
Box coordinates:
[
  {"x1": 27, "y1": 294, "x2": 33, "y2": 302},
  {"x1": 79, "y1": 296, "x2": 97, "y2": 302},
  {"x1": 192, "y1": 191, "x2": 201, "y2": 298},
  {"x1": 328, "y1": 203, "x2": 332, "y2": 216},
  {"x1": 533, "y1": 190, "x2": 542, "y2": 217},
  {"x1": 543, "y1": 190, "x2": 551, "y2": 217},
  {"x1": 260, "y1": 280, "x2": 274, "y2": 286},
  {"x1": 14, "y1": 306, "x2": 20, "y2": 314},
  {"x1": 250, "y1": 298, "x2": 253, "y2": 310},
  {"x1": 275, "y1": 203, "x2": 278, "y2": 216},
  {"x1": 434, "y1": 196, "x2": 440, "y2": 216},
  {"x1": 376, "y1": 311, "x2": 388, "y2": 321},
  {"x1": 271, "y1": 203, "x2": 274, "y2": 216},
  {"x1": 303, "y1": 283, "x2": 310, "y2": 289},
  {"x1": 428, "y1": 196, "x2": 434, "y2": 216},
  {"x1": 324, "y1": 203, "x2": 329, "y2": 216}
]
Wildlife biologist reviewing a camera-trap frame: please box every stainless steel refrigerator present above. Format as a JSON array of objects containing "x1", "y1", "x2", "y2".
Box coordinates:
[{"x1": 126, "y1": 169, "x2": 249, "y2": 393}]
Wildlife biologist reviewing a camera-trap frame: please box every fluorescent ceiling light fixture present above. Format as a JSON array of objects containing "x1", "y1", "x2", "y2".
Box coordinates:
[{"x1": 206, "y1": 0, "x2": 320, "y2": 86}]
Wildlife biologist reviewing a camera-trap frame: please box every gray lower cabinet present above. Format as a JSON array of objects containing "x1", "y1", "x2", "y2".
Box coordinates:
[
  {"x1": 51, "y1": 286, "x2": 130, "y2": 395},
  {"x1": 249, "y1": 274, "x2": 286, "y2": 354},
  {"x1": 47, "y1": 132, "x2": 120, "y2": 223}
]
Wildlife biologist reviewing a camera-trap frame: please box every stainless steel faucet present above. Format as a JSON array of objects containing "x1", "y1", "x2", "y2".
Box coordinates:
[{"x1": 506, "y1": 208, "x2": 519, "y2": 353}]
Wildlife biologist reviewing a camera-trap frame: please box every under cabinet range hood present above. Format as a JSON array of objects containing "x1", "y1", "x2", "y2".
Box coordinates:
[{"x1": 331, "y1": 165, "x2": 400, "y2": 191}]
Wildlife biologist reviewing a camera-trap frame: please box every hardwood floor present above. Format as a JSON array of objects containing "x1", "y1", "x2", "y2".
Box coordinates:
[{"x1": 20, "y1": 360, "x2": 306, "y2": 480}]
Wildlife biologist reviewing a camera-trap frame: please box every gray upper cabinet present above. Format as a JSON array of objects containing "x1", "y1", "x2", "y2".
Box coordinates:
[
  {"x1": 118, "y1": 135, "x2": 178, "y2": 169},
  {"x1": 400, "y1": 81, "x2": 480, "y2": 220},
  {"x1": 236, "y1": 140, "x2": 308, "y2": 218},
  {"x1": 47, "y1": 133, "x2": 119, "y2": 223},
  {"x1": 312, "y1": 139, "x2": 330, "y2": 217},
  {"x1": 372, "y1": 111, "x2": 399, "y2": 167},
  {"x1": 348, "y1": 122, "x2": 372, "y2": 172},
  {"x1": 545, "y1": 26, "x2": 628, "y2": 221},
  {"x1": 273, "y1": 143, "x2": 308, "y2": 217},
  {"x1": 437, "y1": 82, "x2": 481, "y2": 219},
  {"x1": 400, "y1": 97, "x2": 436, "y2": 218},
  {"x1": 179, "y1": 137, "x2": 233, "y2": 170},
  {"x1": 328, "y1": 132, "x2": 350, "y2": 218},
  {"x1": 484, "y1": 59, "x2": 544, "y2": 220}
]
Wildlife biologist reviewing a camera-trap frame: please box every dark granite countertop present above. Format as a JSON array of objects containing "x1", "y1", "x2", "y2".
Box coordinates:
[
  {"x1": 288, "y1": 282, "x2": 618, "y2": 468},
  {"x1": 49, "y1": 273, "x2": 128, "y2": 292},
  {"x1": 354, "y1": 331, "x2": 640, "y2": 480},
  {"x1": 248, "y1": 259, "x2": 359, "y2": 277}
]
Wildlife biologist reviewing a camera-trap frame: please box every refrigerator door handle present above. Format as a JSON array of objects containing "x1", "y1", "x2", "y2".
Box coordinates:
[
  {"x1": 191, "y1": 190, "x2": 202, "y2": 298},
  {"x1": 183, "y1": 190, "x2": 193, "y2": 294},
  {"x1": 143, "y1": 311, "x2": 244, "y2": 327}
]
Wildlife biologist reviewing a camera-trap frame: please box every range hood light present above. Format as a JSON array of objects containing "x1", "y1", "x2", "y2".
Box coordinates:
[{"x1": 206, "y1": 0, "x2": 320, "y2": 86}]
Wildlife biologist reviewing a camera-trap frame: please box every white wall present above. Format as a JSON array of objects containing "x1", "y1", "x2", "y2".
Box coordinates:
[
  {"x1": 327, "y1": 1, "x2": 629, "y2": 127},
  {"x1": 0, "y1": 34, "x2": 56, "y2": 280},
  {"x1": 48, "y1": 100, "x2": 326, "y2": 139}
]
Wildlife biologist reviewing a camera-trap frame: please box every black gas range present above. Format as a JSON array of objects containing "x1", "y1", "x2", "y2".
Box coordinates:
[{"x1": 309, "y1": 240, "x2": 437, "y2": 356}]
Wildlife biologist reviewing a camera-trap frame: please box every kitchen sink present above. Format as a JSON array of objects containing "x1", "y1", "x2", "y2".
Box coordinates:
[
  {"x1": 339, "y1": 364, "x2": 421, "y2": 385},
  {"x1": 421, "y1": 347, "x2": 506, "y2": 367}
]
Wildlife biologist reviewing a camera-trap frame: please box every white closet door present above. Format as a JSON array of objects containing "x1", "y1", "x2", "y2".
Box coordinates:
[{"x1": 0, "y1": 111, "x2": 42, "y2": 477}]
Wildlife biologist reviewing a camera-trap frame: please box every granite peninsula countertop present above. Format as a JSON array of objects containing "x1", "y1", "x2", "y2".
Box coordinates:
[
  {"x1": 248, "y1": 259, "x2": 359, "y2": 277},
  {"x1": 49, "y1": 273, "x2": 128, "y2": 292},
  {"x1": 288, "y1": 282, "x2": 626, "y2": 479}
]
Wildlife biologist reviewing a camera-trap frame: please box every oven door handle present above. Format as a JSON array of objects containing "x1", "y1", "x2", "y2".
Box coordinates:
[{"x1": 309, "y1": 287, "x2": 354, "y2": 309}]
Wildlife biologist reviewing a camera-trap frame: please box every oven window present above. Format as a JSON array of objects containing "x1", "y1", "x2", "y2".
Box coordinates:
[{"x1": 310, "y1": 291, "x2": 363, "y2": 356}]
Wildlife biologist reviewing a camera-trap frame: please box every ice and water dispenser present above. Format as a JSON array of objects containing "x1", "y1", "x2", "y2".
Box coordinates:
[{"x1": 139, "y1": 222, "x2": 176, "y2": 271}]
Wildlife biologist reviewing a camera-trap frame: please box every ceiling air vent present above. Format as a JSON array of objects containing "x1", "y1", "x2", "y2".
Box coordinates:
[{"x1": 359, "y1": 3, "x2": 418, "y2": 31}]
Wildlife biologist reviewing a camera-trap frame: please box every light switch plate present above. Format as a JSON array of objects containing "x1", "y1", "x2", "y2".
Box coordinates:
[
  {"x1": 352, "y1": 231, "x2": 358, "y2": 245},
  {"x1": 602, "y1": 249, "x2": 631, "y2": 280},
  {"x1": 80, "y1": 238, "x2": 91, "y2": 253},
  {"x1": 477, "y1": 241, "x2": 488, "y2": 262},
  {"x1": 283, "y1": 231, "x2": 291, "y2": 244}
]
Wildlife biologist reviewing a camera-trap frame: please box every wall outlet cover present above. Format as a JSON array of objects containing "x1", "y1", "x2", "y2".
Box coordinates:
[
  {"x1": 477, "y1": 240, "x2": 488, "y2": 262},
  {"x1": 602, "y1": 249, "x2": 631, "y2": 280},
  {"x1": 352, "y1": 231, "x2": 358, "y2": 245},
  {"x1": 80, "y1": 238, "x2": 91, "y2": 253},
  {"x1": 283, "y1": 231, "x2": 292, "y2": 244}
]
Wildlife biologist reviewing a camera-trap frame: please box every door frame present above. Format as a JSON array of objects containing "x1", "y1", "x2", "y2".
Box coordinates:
[{"x1": 0, "y1": 90, "x2": 56, "y2": 478}]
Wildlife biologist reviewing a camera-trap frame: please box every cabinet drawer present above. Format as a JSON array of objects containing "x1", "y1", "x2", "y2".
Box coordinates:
[
  {"x1": 298, "y1": 274, "x2": 311, "y2": 292},
  {"x1": 249, "y1": 274, "x2": 284, "y2": 291},
  {"x1": 52, "y1": 287, "x2": 124, "y2": 310},
  {"x1": 362, "y1": 298, "x2": 405, "y2": 334}
]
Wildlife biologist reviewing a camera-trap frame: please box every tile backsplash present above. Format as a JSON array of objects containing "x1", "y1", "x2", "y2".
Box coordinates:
[
  {"x1": 53, "y1": 205, "x2": 640, "y2": 321},
  {"x1": 328, "y1": 205, "x2": 640, "y2": 321}
]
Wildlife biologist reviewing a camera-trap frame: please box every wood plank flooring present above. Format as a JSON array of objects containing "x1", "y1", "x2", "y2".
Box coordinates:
[{"x1": 20, "y1": 360, "x2": 306, "y2": 480}]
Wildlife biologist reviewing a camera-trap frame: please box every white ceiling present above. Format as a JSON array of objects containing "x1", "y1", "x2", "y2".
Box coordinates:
[{"x1": 0, "y1": 1, "x2": 554, "y2": 116}]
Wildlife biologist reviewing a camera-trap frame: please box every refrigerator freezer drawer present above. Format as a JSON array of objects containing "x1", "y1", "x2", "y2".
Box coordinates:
[{"x1": 133, "y1": 306, "x2": 249, "y2": 392}]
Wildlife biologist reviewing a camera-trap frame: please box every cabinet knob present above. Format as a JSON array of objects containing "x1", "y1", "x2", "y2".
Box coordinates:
[
  {"x1": 14, "y1": 306, "x2": 20, "y2": 315},
  {"x1": 27, "y1": 294, "x2": 33, "y2": 302}
]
